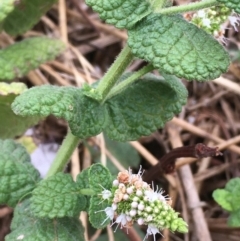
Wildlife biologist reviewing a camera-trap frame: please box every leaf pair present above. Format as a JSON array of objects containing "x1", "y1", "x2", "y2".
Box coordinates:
[
  {"x1": 86, "y1": 0, "x2": 230, "y2": 81},
  {"x1": 12, "y1": 74, "x2": 187, "y2": 141},
  {"x1": 213, "y1": 178, "x2": 240, "y2": 227}
]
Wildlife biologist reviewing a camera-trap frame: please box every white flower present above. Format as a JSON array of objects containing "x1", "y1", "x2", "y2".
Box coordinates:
[
  {"x1": 143, "y1": 224, "x2": 161, "y2": 241},
  {"x1": 130, "y1": 209, "x2": 137, "y2": 217},
  {"x1": 112, "y1": 203, "x2": 118, "y2": 211},
  {"x1": 202, "y1": 18, "x2": 211, "y2": 28},
  {"x1": 137, "y1": 218, "x2": 144, "y2": 225},
  {"x1": 104, "y1": 207, "x2": 114, "y2": 220},
  {"x1": 115, "y1": 213, "x2": 127, "y2": 227},
  {"x1": 131, "y1": 201, "x2": 138, "y2": 208},
  {"x1": 113, "y1": 179, "x2": 119, "y2": 186},
  {"x1": 197, "y1": 10, "x2": 206, "y2": 18},
  {"x1": 101, "y1": 189, "x2": 112, "y2": 200},
  {"x1": 229, "y1": 15, "x2": 240, "y2": 32}
]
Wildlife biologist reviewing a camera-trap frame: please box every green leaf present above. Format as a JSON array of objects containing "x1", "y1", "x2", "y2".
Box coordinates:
[
  {"x1": 88, "y1": 164, "x2": 112, "y2": 229},
  {"x1": 0, "y1": 82, "x2": 39, "y2": 139},
  {"x1": 0, "y1": 139, "x2": 40, "y2": 207},
  {"x1": 76, "y1": 168, "x2": 91, "y2": 212},
  {"x1": 104, "y1": 74, "x2": 187, "y2": 141},
  {"x1": 88, "y1": 163, "x2": 112, "y2": 192},
  {"x1": 76, "y1": 168, "x2": 90, "y2": 190},
  {"x1": 217, "y1": 0, "x2": 240, "y2": 13},
  {"x1": 128, "y1": 14, "x2": 230, "y2": 81},
  {"x1": 12, "y1": 74, "x2": 187, "y2": 141},
  {"x1": 31, "y1": 173, "x2": 86, "y2": 218},
  {"x1": 225, "y1": 178, "x2": 240, "y2": 211},
  {"x1": 12, "y1": 85, "x2": 77, "y2": 120},
  {"x1": 85, "y1": 0, "x2": 152, "y2": 29},
  {"x1": 89, "y1": 195, "x2": 110, "y2": 229},
  {"x1": 6, "y1": 199, "x2": 85, "y2": 241},
  {"x1": 213, "y1": 189, "x2": 233, "y2": 212},
  {"x1": 69, "y1": 90, "x2": 107, "y2": 138},
  {"x1": 2, "y1": 0, "x2": 57, "y2": 35},
  {"x1": 228, "y1": 209, "x2": 240, "y2": 227},
  {"x1": 0, "y1": 0, "x2": 15, "y2": 22},
  {"x1": 0, "y1": 37, "x2": 65, "y2": 81}
]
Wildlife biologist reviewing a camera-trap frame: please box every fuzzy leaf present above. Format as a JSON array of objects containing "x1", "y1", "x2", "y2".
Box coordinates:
[
  {"x1": 0, "y1": 0, "x2": 15, "y2": 22},
  {"x1": 69, "y1": 90, "x2": 107, "y2": 138},
  {"x1": 2, "y1": 0, "x2": 57, "y2": 35},
  {"x1": 12, "y1": 85, "x2": 77, "y2": 120},
  {"x1": 0, "y1": 139, "x2": 40, "y2": 207},
  {"x1": 76, "y1": 168, "x2": 91, "y2": 212},
  {"x1": 104, "y1": 74, "x2": 187, "y2": 141},
  {"x1": 88, "y1": 163, "x2": 112, "y2": 192},
  {"x1": 88, "y1": 164, "x2": 112, "y2": 229},
  {"x1": 0, "y1": 82, "x2": 39, "y2": 138},
  {"x1": 0, "y1": 37, "x2": 65, "y2": 81},
  {"x1": 217, "y1": 0, "x2": 240, "y2": 13},
  {"x1": 89, "y1": 195, "x2": 110, "y2": 229},
  {"x1": 31, "y1": 173, "x2": 86, "y2": 218},
  {"x1": 85, "y1": 0, "x2": 152, "y2": 29},
  {"x1": 12, "y1": 74, "x2": 187, "y2": 141},
  {"x1": 228, "y1": 209, "x2": 240, "y2": 227},
  {"x1": 6, "y1": 199, "x2": 85, "y2": 241},
  {"x1": 76, "y1": 168, "x2": 90, "y2": 190},
  {"x1": 128, "y1": 14, "x2": 230, "y2": 81}
]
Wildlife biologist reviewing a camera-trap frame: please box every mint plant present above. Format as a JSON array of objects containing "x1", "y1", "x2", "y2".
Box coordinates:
[
  {"x1": 213, "y1": 178, "x2": 240, "y2": 227},
  {"x1": 0, "y1": 0, "x2": 239, "y2": 240}
]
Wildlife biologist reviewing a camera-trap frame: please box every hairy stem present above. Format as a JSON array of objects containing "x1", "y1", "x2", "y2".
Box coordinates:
[
  {"x1": 45, "y1": 130, "x2": 81, "y2": 178},
  {"x1": 96, "y1": 45, "x2": 134, "y2": 101},
  {"x1": 105, "y1": 64, "x2": 155, "y2": 100},
  {"x1": 155, "y1": 0, "x2": 219, "y2": 14}
]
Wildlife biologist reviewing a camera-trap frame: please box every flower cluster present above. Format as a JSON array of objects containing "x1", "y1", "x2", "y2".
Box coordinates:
[
  {"x1": 100, "y1": 167, "x2": 188, "y2": 241},
  {"x1": 185, "y1": 5, "x2": 240, "y2": 44}
]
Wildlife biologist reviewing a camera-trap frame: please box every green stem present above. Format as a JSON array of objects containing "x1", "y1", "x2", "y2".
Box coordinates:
[
  {"x1": 79, "y1": 188, "x2": 96, "y2": 195},
  {"x1": 105, "y1": 64, "x2": 155, "y2": 100},
  {"x1": 155, "y1": 0, "x2": 219, "y2": 14},
  {"x1": 96, "y1": 45, "x2": 134, "y2": 101},
  {"x1": 45, "y1": 130, "x2": 81, "y2": 178}
]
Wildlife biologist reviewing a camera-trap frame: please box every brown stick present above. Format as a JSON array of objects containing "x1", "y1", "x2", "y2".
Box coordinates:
[
  {"x1": 167, "y1": 125, "x2": 212, "y2": 241},
  {"x1": 143, "y1": 143, "x2": 221, "y2": 183}
]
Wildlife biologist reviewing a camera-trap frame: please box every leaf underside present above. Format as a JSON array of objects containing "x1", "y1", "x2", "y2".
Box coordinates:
[
  {"x1": 0, "y1": 37, "x2": 65, "y2": 81},
  {"x1": 12, "y1": 74, "x2": 187, "y2": 141},
  {"x1": 85, "y1": 0, "x2": 152, "y2": 29},
  {"x1": 2, "y1": 0, "x2": 57, "y2": 35},
  {"x1": 128, "y1": 14, "x2": 230, "y2": 81}
]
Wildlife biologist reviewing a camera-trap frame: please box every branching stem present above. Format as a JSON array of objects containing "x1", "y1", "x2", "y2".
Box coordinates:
[{"x1": 105, "y1": 64, "x2": 155, "y2": 100}]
